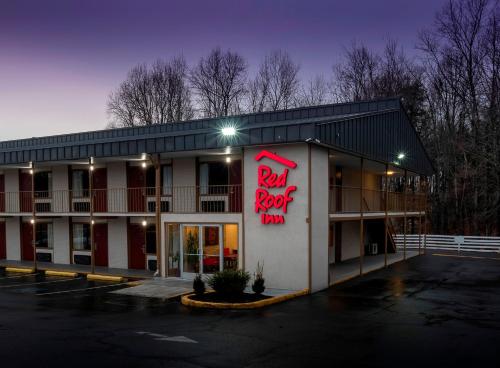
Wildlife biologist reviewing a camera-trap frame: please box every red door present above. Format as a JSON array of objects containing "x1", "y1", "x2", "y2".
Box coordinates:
[
  {"x1": 0, "y1": 175, "x2": 5, "y2": 212},
  {"x1": 229, "y1": 160, "x2": 242, "y2": 212},
  {"x1": 127, "y1": 166, "x2": 146, "y2": 212},
  {"x1": 92, "y1": 168, "x2": 107, "y2": 212},
  {"x1": 128, "y1": 223, "x2": 145, "y2": 269},
  {"x1": 0, "y1": 222, "x2": 6, "y2": 259},
  {"x1": 19, "y1": 171, "x2": 32, "y2": 212},
  {"x1": 94, "y1": 223, "x2": 108, "y2": 267},
  {"x1": 21, "y1": 221, "x2": 34, "y2": 261}
]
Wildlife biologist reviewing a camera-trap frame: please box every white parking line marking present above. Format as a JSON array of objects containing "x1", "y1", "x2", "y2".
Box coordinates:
[
  {"x1": 0, "y1": 273, "x2": 40, "y2": 280},
  {"x1": 37, "y1": 282, "x2": 130, "y2": 296},
  {"x1": 136, "y1": 331, "x2": 198, "y2": 344},
  {"x1": 0, "y1": 277, "x2": 84, "y2": 289}
]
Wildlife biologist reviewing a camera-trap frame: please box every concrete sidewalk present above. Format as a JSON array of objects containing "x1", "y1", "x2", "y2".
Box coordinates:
[
  {"x1": 112, "y1": 278, "x2": 193, "y2": 299},
  {"x1": 0, "y1": 259, "x2": 154, "y2": 279}
]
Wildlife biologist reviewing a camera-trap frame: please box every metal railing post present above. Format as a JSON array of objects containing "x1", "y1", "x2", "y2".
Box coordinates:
[
  {"x1": 31, "y1": 163, "x2": 37, "y2": 271},
  {"x1": 359, "y1": 157, "x2": 364, "y2": 276},
  {"x1": 403, "y1": 169, "x2": 407, "y2": 260},
  {"x1": 384, "y1": 163, "x2": 388, "y2": 268},
  {"x1": 89, "y1": 159, "x2": 95, "y2": 275}
]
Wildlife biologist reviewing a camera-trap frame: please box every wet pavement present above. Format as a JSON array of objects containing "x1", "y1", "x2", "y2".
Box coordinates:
[{"x1": 1, "y1": 252, "x2": 500, "y2": 367}]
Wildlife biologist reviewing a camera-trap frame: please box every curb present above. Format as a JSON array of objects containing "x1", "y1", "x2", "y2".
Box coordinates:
[
  {"x1": 181, "y1": 289, "x2": 309, "y2": 309},
  {"x1": 87, "y1": 274, "x2": 125, "y2": 282},
  {"x1": 45, "y1": 270, "x2": 78, "y2": 277},
  {"x1": 5, "y1": 267, "x2": 35, "y2": 274}
]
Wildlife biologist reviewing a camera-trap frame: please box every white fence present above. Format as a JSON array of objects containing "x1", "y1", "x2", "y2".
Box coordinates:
[{"x1": 394, "y1": 234, "x2": 500, "y2": 253}]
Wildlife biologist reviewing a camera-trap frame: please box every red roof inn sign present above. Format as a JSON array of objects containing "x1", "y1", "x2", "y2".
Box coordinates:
[{"x1": 254, "y1": 150, "x2": 298, "y2": 225}]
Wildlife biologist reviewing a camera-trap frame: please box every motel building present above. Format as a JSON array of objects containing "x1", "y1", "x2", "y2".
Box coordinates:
[{"x1": 0, "y1": 98, "x2": 433, "y2": 292}]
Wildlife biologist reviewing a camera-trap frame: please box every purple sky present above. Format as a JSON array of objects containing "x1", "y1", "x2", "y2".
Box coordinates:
[{"x1": 0, "y1": 0, "x2": 445, "y2": 141}]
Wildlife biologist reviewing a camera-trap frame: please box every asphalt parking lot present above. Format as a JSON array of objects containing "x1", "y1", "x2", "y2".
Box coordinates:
[{"x1": 1, "y1": 252, "x2": 500, "y2": 368}]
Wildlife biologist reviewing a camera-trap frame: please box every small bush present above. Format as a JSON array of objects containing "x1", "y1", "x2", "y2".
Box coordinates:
[
  {"x1": 208, "y1": 269, "x2": 250, "y2": 296},
  {"x1": 252, "y1": 261, "x2": 265, "y2": 295},
  {"x1": 193, "y1": 274, "x2": 205, "y2": 295}
]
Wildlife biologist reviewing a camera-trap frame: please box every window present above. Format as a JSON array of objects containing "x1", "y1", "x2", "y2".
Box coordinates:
[
  {"x1": 199, "y1": 162, "x2": 229, "y2": 195},
  {"x1": 72, "y1": 170, "x2": 89, "y2": 197},
  {"x1": 223, "y1": 224, "x2": 238, "y2": 270},
  {"x1": 145, "y1": 165, "x2": 172, "y2": 195},
  {"x1": 34, "y1": 171, "x2": 52, "y2": 197},
  {"x1": 145, "y1": 224, "x2": 156, "y2": 254},
  {"x1": 73, "y1": 223, "x2": 90, "y2": 250},
  {"x1": 35, "y1": 223, "x2": 53, "y2": 249}
]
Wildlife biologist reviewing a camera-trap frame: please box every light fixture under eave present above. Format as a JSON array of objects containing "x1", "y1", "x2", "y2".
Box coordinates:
[
  {"x1": 221, "y1": 126, "x2": 236, "y2": 136},
  {"x1": 386, "y1": 171, "x2": 395, "y2": 176},
  {"x1": 225, "y1": 157, "x2": 231, "y2": 163},
  {"x1": 142, "y1": 220, "x2": 147, "y2": 227},
  {"x1": 397, "y1": 153, "x2": 406, "y2": 160},
  {"x1": 91, "y1": 220, "x2": 95, "y2": 225},
  {"x1": 29, "y1": 169, "x2": 34, "y2": 175},
  {"x1": 142, "y1": 162, "x2": 147, "y2": 169},
  {"x1": 89, "y1": 165, "x2": 95, "y2": 171},
  {"x1": 30, "y1": 218, "x2": 35, "y2": 224}
]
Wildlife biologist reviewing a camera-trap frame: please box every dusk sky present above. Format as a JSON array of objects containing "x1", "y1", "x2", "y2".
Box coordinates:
[{"x1": 0, "y1": 0, "x2": 446, "y2": 141}]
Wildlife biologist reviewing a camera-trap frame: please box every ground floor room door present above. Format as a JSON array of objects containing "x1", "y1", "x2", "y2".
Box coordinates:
[
  {"x1": 128, "y1": 223, "x2": 146, "y2": 269},
  {"x1": 0, "y1": 222, "x2": 6, "y2": 259},
  {"x1": 180, "y1": 224, "x2": 222, "y2": 278},
  {"x1": 21, "y1": 221, "x2": 34, "y2": 261},
  {"x1": 94, "y1": 223, "x2": 108, "y2": 267}
]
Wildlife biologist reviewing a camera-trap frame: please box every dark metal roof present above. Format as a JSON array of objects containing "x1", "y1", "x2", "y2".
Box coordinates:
[{"x1": 0, "y1": 97, "x2": 433, "y2": 175}]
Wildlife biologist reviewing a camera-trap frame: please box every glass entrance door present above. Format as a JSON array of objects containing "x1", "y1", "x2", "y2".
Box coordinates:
[{"x1": 180, "y1": 224, "x2": 223, "y2": 278}]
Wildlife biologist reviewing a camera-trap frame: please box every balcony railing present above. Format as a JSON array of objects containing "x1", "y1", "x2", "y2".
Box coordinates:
[
  {"x1": 328, "y1": 185, "x2": 426, "y2": 213},
  {"x1": 0, "y1": 185, "x2": 242, "y2": 214}
]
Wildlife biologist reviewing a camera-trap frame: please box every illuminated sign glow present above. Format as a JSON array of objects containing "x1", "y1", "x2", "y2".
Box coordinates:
[{"x1": 254, "y1": 150, "x2": 298, "y2": 225}]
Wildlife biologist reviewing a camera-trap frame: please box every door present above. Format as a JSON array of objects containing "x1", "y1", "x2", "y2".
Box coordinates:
[
  {"x1": 0, "y1": 222, "x2": 6, "y2": 259},
  {"x1": 127, "y1": 166, "x2": 145, "y2": 212},
  {"x1": 0, "y1": 175, "x2": 5, "y2": 212},
  {"x1": 202, "y1": 225, "x2": 222, "y2": 274},
  {"x1": 334, "y1": 222, "x2": 342, "y2": 262},
  {"x1": 92, "y1": 168, "x2": 107, "y2": 212},
  {"x1": 94, "y1": 223, "x2": 108, "y2": 267},
  {"x1": 229, "y1": 160, "x2": 242, "y2": 212},
  {"x1": 180, "y1": 224, "x2": 223, "y2": 278},
  {"x1": 21, "y1": 221, "x2": 34, "y2": 261},
  {"x1": 128, "y1": 223, "x2": 146, "y2": 269},
  {"x1": 19, "y1": 171, "x2": 32, "y2": 212}
]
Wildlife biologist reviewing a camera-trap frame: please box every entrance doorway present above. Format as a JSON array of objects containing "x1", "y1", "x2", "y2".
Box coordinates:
[{"x1": 180, "y1": 224, "x2": 221, "y2": 278}]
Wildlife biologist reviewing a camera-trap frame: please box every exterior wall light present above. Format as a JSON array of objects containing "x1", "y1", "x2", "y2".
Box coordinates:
[
  {"x1": 90, "y1": 165, "x2": 94, "y2": 171},
  {"x1": 142, "y1": 220, "x2": 147, "y2": 227},
  {"x1": 29, "y1": 169, "x2": 34, "y2": 175},
  {"x1": 386, "y1": 171, "x2": 395, "y2": 175},
  {"x1": 225, "y1": 157, "x2": 232, "y2": 163},
  {"x1": 30, "y1": 218, "x2": 35, "y2": 224},
  {"x1": 225, "y1": 146, "x2": 231, "y2": 154},
  {"x1": 91, "y1": 220, "x2": 95, "y2": 225},
  {"x1": 221, "y1": 126, "x2": 236, "y2": 136},
  {"x1": 142, "y1": 162, "x2": 147, "y2": 168},
  {"x1": 397, "y1": 153, "x2": 405, "y2": 160}
]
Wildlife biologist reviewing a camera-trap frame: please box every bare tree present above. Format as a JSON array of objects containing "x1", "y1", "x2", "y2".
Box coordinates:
[
  {"x1": 297, "y1": 75, "x2": 330, "y2": 106},
  {"x1": 190, "y1": 47, "x2": 247, "y2": 117},
  {"x1": 107, "y1": 57, "x2": 193, "y2": 127},
  {"x1": 248, "y1": 50, "x2": 300, "y2": 112}
]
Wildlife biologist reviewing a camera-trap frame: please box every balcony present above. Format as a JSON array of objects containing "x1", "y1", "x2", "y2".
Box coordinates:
[
  {"x1": 0, "y1": 185, "x2": 242, "y2": 215},
  {"x1": 328, "y1": 185, "x2": 426, "y2": 215}
]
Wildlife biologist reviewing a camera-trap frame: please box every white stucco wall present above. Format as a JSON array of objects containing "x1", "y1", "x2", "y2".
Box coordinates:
[
  {"x1": 108, "y1": 217, "x2": 128, "y2": 268},
  {"x1": 52, "y1": 165, "x2": 69, "y2": 212},
  {"x1": 310, "y1": 145, "x2": 329, "y2": 292},
  {"x1": 52, "y1": 217, "x2": 70, "y2": 264},
  {"x1": 4, "y1": 169, "x2": 19, "y2": 212},
  {"x1": 172, "y1": 158, "x2": 196, "y2": 212},
  {"x1": 107, "y1": 162, "x2": 127, "y2": 212},
  {"x1": 341, "y1": 220, "x2": 362, "y2": 261},
  {"x1": 244, "y1": 144, "x2": 309, "y2": 291},
  {"x1": 5, "y1": 217, "x2": 21, "y2": 260}
]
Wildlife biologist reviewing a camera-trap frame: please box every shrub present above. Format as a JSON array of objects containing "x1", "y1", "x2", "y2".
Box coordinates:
[
  {"x1": 208, "y1": 269, "x2": 250, "y2": 296},
  {"x1": 252, "y1": 261, "x2": 265, "y2": 295},
  {"x1": 193, "y1": 274, "x2": 205, "y2": 295}
]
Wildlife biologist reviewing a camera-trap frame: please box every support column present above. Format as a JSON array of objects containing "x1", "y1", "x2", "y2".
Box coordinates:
[
  {"x1": 359, "y1": 157, "x2": 364, "y2": 275},
  {"x1": 423, "y1": 177, "x2": 429, "y2": 255},
  {"x1": 418, "y1": 177, "x2": 423, "y2": 255},
  {"x1": 384, "y1": 163, "x2": 388, "y2": 267},
  {"x1": 154, "y1": 154, "x2": 162, "y2": 277},
  {"x1": 31, "y1": 163, "x2": 37, "y2": 270},
  {"x1": 89, "y1": 159, "x2": 95, "y2": 274},
  {"x1": 403, "y1": 169, "x2": 408, "y2": 260}
]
